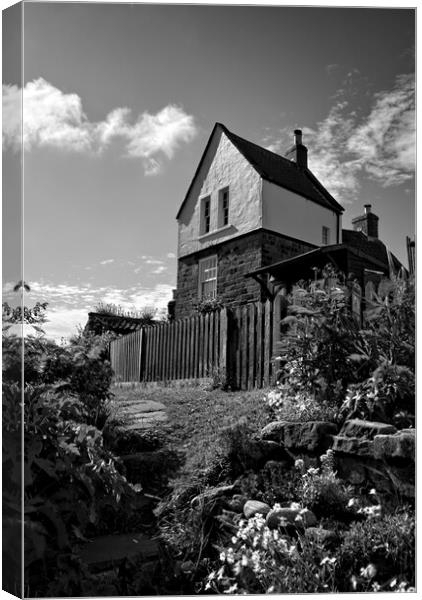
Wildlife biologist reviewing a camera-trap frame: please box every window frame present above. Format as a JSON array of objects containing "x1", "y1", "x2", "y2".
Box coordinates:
[
  {"x1": 200, "y1": 195, "x2": 211, "y2": 235},
  {"x1": 198, "y1": 255, "x2": 218, "y2": 300},
  {"x1": 322, "y1": 226, "x2": 330, "y2": 245},
  {"x1": 218, "y1": 187, "x2": 230, "y2": 228}
]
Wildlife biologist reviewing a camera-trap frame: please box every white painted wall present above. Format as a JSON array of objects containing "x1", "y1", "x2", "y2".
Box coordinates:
[
  {"x1": 262, "y1": 180, "x2": 341, "y2": 246},
  {"x1": 177, "y1": 130, "x2": 262, "y2": 258}
]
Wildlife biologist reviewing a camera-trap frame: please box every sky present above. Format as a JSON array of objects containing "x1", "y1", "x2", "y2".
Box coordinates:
[{"x1": 2, "y1": 2, "x2": 416, "y2": 341}]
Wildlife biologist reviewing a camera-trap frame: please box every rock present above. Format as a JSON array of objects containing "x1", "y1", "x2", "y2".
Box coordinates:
[
  {"x1": 80, "y1": 532, "x2": 159, "y2": 573},
  {"x1": 374, "y1": 429, "x2": 415, "y2": 461},
  {"x1": 333, "y1": 420, "x2": 398, "y2": 458},
  {"x1": 305, "y1": 527, "x2": 339, "y2": 547},
  {"x1": 191, "y1": 484, "x2": 236, "y2": 510},
  {"x1": 332, "y1": 436, "x2": 374, "y2": 457},
  {"x1": 340, "y1": 419, "x2": 397, "y2": 438},
  {"x1": 243, "y1": 500, "x2": 271, "y2": 519},
  {"x1": 260, "y1": 421, "x2": 289, "y2": 443},
  {"x1": 266, "y1": 507, "x2": 299, "y2": 529},
  {"x1": 261, "y1": 421, "x2": 338, "y2": 452},
  {"x1": 284, "y1": 422, "x2": 338, "y2": 452},
  {"x1": 255, "y1": 439, "x2": 289, "y2": 461}
]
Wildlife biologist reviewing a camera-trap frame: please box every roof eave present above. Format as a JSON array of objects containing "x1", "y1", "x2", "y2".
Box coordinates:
[{"x1": 176, "y1": 122, "x2": 224, "y2": 220}]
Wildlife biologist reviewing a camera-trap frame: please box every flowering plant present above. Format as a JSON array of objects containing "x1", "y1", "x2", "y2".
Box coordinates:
[
  {"x1": 296, "y1": 450, "x2": 353, "y2": 516},
  {"x1": 205, "y1": 508, "x2": 338, "y2": 594}
]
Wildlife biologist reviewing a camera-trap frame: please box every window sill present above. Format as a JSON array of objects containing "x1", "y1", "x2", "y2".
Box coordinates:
[{"x1": 198, "y1": 224, "x2": 233, "y2": 241}]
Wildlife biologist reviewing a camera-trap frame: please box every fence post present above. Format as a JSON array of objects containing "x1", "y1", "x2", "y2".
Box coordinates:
[
  {"x1": 272, "y1": 294, "x2": 282, "y2": 384},
  {"x1": 219, "y1": 308, "x2": 229, "y2": 384}
]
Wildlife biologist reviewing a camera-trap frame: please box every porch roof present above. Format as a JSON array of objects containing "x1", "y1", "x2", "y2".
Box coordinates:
[{"x1": 245, "y1": 243, "x2": 388, "y2": 283}]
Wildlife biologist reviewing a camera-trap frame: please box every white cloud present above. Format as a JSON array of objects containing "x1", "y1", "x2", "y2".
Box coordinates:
[
  {"x1": 2, "y1": 78, "x2": 197, "y2": 175},
  {"x1": 100, "y1": 259, "x2": 115, "y2": 265},
  {"x1": 167, "y1": 252, "x2": 176, "y2": 259},
  {"x1": 151, "y1": 265, "x2": 167, "y2": 275},
  {"x1": 346, "y1": 73, "x2": 415, "y2": 187},
  {"x1": 6, "y1": 279, "x2": 175, "y2": 341},
  {"x1": 263, "y1": 73, "x2": 415, "y2": 204},
  {"x1": 125, "y1": 105, "x2": 197, "y2": 162}
]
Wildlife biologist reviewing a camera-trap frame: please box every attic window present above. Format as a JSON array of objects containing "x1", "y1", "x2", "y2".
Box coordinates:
[
  {"x1": 201, "y1": 196, "x2": 211, "y2": 234},
  {"x1": 218, "y1": 187, "x2": 230, "y2": 228},
  {"x1": 198, "y1": 255, "x2": 217, "y2": 299},
  {"x1": 322, "y1": 226, "x2": 330, "y2": 245}
]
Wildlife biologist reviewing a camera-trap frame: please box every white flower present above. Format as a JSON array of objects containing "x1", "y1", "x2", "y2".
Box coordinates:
[
  {"x1": 223, "y1": 584, "x2": 238, "y2": 594},
  {"x1": 360, "y1": 563, "x2": 377, "y2": 579}
]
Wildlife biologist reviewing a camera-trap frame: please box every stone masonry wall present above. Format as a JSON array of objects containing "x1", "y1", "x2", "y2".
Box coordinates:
[
  {"x1": 174, "y1": 231, "x2": 263, "y2": 319},
  {"x1": 174, "y1": 229, "x2": 319, "y2": 319},
  {"x1": 261, "y1": 230, "x2": 316, "y2": 267}
]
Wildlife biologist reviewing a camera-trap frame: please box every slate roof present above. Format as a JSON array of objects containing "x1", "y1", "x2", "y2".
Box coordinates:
[
  {"x1": 246, "y1": 231, "x2": 405, "y2": 281},
  {"x1": 342, "y1": 229, "x2": 403, "y2": 272},
  {"x1": 176, "y1": 122, "x2": 344, "y2": 219}
]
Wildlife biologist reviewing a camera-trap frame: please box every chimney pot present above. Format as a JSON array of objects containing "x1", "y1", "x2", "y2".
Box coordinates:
[
  {"x1": 285, "y1": 128, "x2": 307, "y2": 169},
  {"x1": 294, "y1": 129, "x2": 303, "y2": 145},
  {"x1": 352, "y1": 205, "x2": 379, "y2": 238}
]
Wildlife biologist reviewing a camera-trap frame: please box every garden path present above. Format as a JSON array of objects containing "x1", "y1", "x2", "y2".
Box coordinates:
[{"x1": 110, "y1": 390, "x2": 168, "y2": 430}]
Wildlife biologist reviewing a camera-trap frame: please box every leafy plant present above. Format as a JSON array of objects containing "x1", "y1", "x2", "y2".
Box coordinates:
[
  {"x1": 2, "y1": 293, "x2": 139, "y2": 596},
  {"x1": 268, "y1": 270, "x2": 415, "y2": 428},
  {"x1": 337, "y1": 507, "x2": 415, "y2": 591},
  {"x1": 273, "y1": 269, "x2": 361, "y2": 415},
  {"x1": 194, "y1": 297, "x2": 224, "y2": 314},
  {"x1": 295, "y1": 451, "x2": 354, "y2": 518}
]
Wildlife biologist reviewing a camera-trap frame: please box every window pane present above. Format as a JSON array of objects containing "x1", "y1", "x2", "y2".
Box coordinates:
[{"x1": 199, "y1": 255, "x2": 217, "y2": 299}]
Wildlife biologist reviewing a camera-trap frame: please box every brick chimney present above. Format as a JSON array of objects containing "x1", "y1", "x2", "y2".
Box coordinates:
[
  {"x1": 351, "y1": 204, "x2": 379, "y2": 238},
  {"x1": 285, "y1": 129, "x2": 308, "y2": 169}
]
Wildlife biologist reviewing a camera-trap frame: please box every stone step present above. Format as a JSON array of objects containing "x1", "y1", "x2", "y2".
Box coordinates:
[
  {"x1": 116, "y1": 413, "x2": 168, "y2": 430},
  {"x1": 113, "y1": 400, "x2": 166, "y2": 412},
  {"x1": 79, "y1": 532, "x2": 160, "y2": 573}
]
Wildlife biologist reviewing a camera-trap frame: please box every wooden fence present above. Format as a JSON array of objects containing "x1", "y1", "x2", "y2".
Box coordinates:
[
  {"x1": 110, "y1": 308, "x2": 229, "y2": 384},
  {"x1": 110, "y1": 299, "x2": 280, "y2": 389}
]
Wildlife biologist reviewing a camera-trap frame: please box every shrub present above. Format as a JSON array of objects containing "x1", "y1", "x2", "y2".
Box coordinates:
[
  {"x1": 93, "y1": 302, "x2": 156, "y2": 322},
  {"x1": 339, "y1": 362, "x2": 415, "y2": 426},
  {"x1": 336, "y1": 507, "x2": 415, "y2": 591},
  {"x1": 2, "y1": 381, "x2": 137, "y2": 596},
  {"x1": 266, "y1": 387, "x2": 339, "y2": 423},
  {"x1": 2, "y1": 298, "x2": 138, "y2": 595},
  {"x1": 267, "y1": 272, "x2": 415, "y2": 428}
]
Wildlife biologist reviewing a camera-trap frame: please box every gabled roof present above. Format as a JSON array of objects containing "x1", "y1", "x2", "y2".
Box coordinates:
[
  {"x1": 342, "y1": 229, "x2": 403, "y2": 272},
  {"x1": 176, "y1": 122, "x2": 344, "y2": 219}
]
